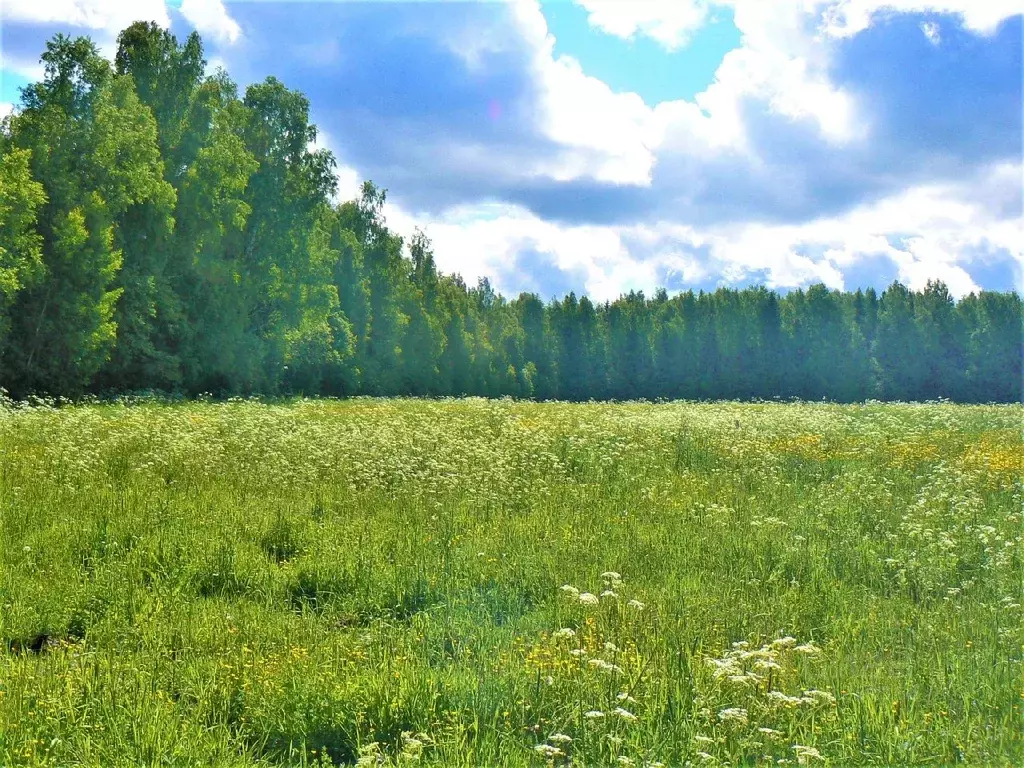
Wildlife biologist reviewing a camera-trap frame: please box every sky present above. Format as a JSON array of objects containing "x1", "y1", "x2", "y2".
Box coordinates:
[{"x1": 1, "y1": 0, "x2": 1021, "y2": 302}]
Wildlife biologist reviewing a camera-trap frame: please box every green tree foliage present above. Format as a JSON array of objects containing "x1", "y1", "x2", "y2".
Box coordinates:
[
  {"x1": 0, "y1": 27, "x2": 1020, "y2": 404},
  {"x1": 0, "y1": 146, "x2": 46, "y2": 357}
]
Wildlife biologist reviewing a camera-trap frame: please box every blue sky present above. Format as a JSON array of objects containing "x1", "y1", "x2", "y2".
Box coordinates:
[{"x1": 1, "y1": 0, "x2": 1021, "y2": 301}]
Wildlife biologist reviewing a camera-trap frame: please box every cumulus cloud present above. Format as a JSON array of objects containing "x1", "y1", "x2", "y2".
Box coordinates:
[
  {"x1": 920, "y1": 20, "x2": 941, "y2": 43},
  {"x1": 0, "y1": 0, "x2": 170, "y2": 62},
  {"x1": 819, "y1": 0, "x2": 1020, "y2": 38},
  {"x1": 177, "y1": 0, "x2": 241, "y2": 46},
  {"x1": 2, "y1": 0, "x2": 1018, "y2": 299},
  {"x1": 0, "y1": 0, "x2": 169, "y2": 32},
  {"x1": 574, "y1": 0, "x2": 711, "y2": 50},
  {"x1": 384, "y1": 160, "x2": 1021, "y2": 300}
]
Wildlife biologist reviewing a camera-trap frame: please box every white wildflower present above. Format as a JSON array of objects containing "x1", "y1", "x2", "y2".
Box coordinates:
[
  {"x1": 579, "y1": 592, "x2": 600, "y2": 606},
  {"x1": 549, "y1": 733, "x2": 572, "y2": 744},
  {"x1": 561, "y1": 584, "x2": 580, "y2": 597},
  {"x1": 767, "y1": 691, "x2": 804, "y2": 706},
  {"x1": 584, "y1": 710, "x2": 605, "y2": 719},
  {"x1": 588, "y1": 658, "x2": 624, "y2": 674},
  {"x1": 794, "y1": 643, "x2": 820, "y2": 655},
  {"x1": 613, "y1": 707, "x2": 638, "y2": 722},
  {"x1": 601, "y1": 590, "x2": 618, "y2": 600},
  {"x1": 717, "y1": 707, "x2": 748, "y2": 725},
  {"x1": 534, "y1": 744, "x2": 564, "y2": 759},
  {"x1": 604, "y1": 641, "x2": 619, "y2": 653},
  {"x1": 552, "y1": 628, "x2": 576, "y2": 640},
  {"x1": 616, "y1": 692, "x2": 637, "y2": 704},
  {"x1": 801, "y1": 689, "x2": 836, "y2": 706},
  {"x1": 617, "y1": 758, "x2": 635, "y2": 766},
  {"x1": 793, "y1": 745, "x2": 822, "y2": 764},
  {"x1": 627, "y1": 599, "x2": 645, "y2": 611}
]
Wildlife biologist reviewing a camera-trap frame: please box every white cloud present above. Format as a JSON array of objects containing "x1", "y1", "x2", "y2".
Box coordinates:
[
  {"x1": 820, "y1": 0, "x2": 1021, "y2": 38},
  {"x1": 530, "y1": 54, "x2": 656, "y2": 184},
  {"x1": 574, "y1": 0, "x2": 711, "y2": 50},
  {"x1": 383, "y1": 199, "x2": 652, "y2": 301},
  {"x1": 0, "y1": 0, "x2": 173, "y2": 62},
  {"x1": 382, "y1": 161, "x2": 1020, "y2": 299},
  {"x1": 0, "y1": 1, "x2": 243, "y2": 58},
  {"x1": 694, "y1": 162, "x2": 1022, "y2": 296},
  {"x1": 177, "y1": 0, "x2": 242, "y2": 46},
  {"x1": 0, "y1": 102, "x2": 14, "y2": 120},
  {"x1": 502, "y1": 1, "x2": 656, "y2": 185},
  {"x1": 0, "y1": 0, "x2": 169, "y2": 34},
  {"x1": 502, "y1": 0, "x2": 863, "y2": 193},
  {"x1": 920, "y1": 20, "x2": 941, "y2": 44}
]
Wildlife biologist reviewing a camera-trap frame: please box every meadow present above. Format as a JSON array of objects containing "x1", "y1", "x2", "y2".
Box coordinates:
[{"x1": 0, "y1": 397, "x2": 1020, "y2": 767}]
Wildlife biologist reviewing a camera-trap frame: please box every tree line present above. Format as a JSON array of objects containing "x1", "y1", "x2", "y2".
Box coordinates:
[{"x1": 1, "y1": 25, "x2": 1020, "y2": 403}]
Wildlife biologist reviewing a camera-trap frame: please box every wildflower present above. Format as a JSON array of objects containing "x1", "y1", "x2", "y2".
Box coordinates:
[
  {"x1": 767, "y1": 691, "x2": 804, "y2": 706},
  {"x1": 356, "y1": 742, "x2": 383, "y2": 767},
  {"x1": 588, "y1": 658, "x2": 623, "y2": 674},
  {"x1": 398, "y1": 732, "x2": 427, "y2": 762},
  {"x1": 22, "y1": 546, "x2": 31, "y2": 553},
  {"x1": 706, "y1": 657, "x2": 741, "y2": 678},
  {"x1": 794, "y1": 643, "x2": 820, "y2": 655},
  {"x1": 604, "y1": 641, "x2": 619, "y2": 653},
  {"x1": 601, "y1": 571, "x2": 622, "y2": 582},
  {"x1": 770, "y1": 636, "x2": 797, "y2": 650},
  {"x1": 561, "y1": 584, "x2": 580, "y2": 597},
  {"x1": 694, "y1": 735, "x2": 715, "y2": 745},
  {"x1": 717, "y1": 707, "x2": 748, "y2": 726},
  {"x1": 696, "y1": 752, "x2": 716, "y2": 762},
  {"x1": 569, "y1": 648, "x2": 587, "y2": 658},
  {"x1": 793, "y1": 745, "x2": 822, "y2": 764},
  {"x1": 758, "y1": 727, "x2": 785, "y2": 739},
  {"x1": 552, "y1": 628, "x2": 576, "y2": 640},
  {"x1": 601, "y1": 590, "x2": 618, "y2": 600},
  {"x1": 612, "y1": 707, "x2": 638, "y2": 722},
  {"x1": 801, "y1": 689, "x2": 836, "y2": 706},
  {"x1": 627, "y1": 599, "x2": 645, "y2": 611},
  {"x1": 584, "y1": 710, "x2": 605, "y2": 720},
  {"x1": 617, "y1": 757, "x2": 635, "y2": 766},
  {"x1": 579, "y1": 592, "x2": 600, "y2": 606},
  {"x1": 534, "y1": 744, "x2": 564, "y2": 759},
  {"x1": 616, "y1": 692, "x2": 637, "y2": 704},
  {"x1": 549, "y1": 733, "x2": 572, "y2": 744}
]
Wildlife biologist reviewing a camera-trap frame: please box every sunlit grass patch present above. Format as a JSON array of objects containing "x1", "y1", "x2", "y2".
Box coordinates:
[{"x1": 0, "y1": 398, "x2": 1021, "y2": 766}]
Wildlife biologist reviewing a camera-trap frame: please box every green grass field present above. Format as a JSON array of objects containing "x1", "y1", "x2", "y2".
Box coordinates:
[{"x1": 0, "y1": 398, "x2": 1021, "y2": 767}]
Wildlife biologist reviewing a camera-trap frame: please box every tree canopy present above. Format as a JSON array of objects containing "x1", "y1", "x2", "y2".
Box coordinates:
[{"x1": 0, "y1": 25, "x2": 1020, "y2": 403}]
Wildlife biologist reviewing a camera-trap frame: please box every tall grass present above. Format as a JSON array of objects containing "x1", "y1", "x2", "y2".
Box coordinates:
[{"x1": 0, "y1": 397, "x2": 1020, "y2": 766}]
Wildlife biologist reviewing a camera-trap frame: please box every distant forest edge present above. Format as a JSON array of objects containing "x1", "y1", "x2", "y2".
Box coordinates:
[{"x1": 1, "y1": 25, "x2": 1021, "y2": 403}]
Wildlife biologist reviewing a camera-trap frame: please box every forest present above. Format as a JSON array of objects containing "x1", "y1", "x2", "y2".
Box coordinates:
[{"x1": 1, "y1": 24, "x2": 1020, "y2": 403}]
